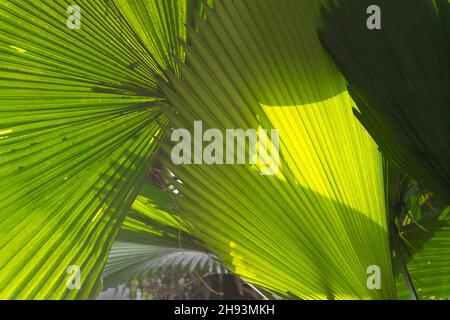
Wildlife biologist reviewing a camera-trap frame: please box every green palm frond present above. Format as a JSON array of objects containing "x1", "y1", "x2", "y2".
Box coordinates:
[
  {"x1": 160, "y1": 0, "x2": 396, "y2": 299},
  {"x1": 396, "y1": 220, "x2": 450, "y2": 299},
  {"x1": 103, "y1": 242, "x2": 226, "y2": 289},
  {"x1": 2, "y1": 0, "x2": 447, "y2": 301},
  {"x1": 319, "y1": 0, "x2": 450, "y2": 202},
  {"x1": 114, "y1": 0, "x2": 188, "y2": 76},
  {"x1": 117, "y1": 181, "x2": 202, "y2": 249},
  {"x1": 386, "y1": 166, "x2": 449, "y2": 300},
  {"x1": 0, "y1": 0, "x2": 194, "y2": 299},
  {"x1": 103, "y1": 179, "x2": 226, "y2": 289}
]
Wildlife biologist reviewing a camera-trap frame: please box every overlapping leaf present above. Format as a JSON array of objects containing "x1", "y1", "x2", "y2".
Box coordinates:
[
  {"x1": 160, "y1": 0, "x2": 396, "y2": 299},
  {"x1": 103, "y1": 242, "x2": 226, "y2": 290},
  {"x1": 116, "y1": 180, "x2": 203, "y2": 249},
  {"x1": 105, "y1": 174, "x2": 265, "y2": 300},
  {"x1": 396, "y1": 220, "x2": 450, "y2": 299},
  {"x1": 320, "y1": 0, "x2": 450, "y2": 203},
  {"x1": 102, "y1": 180, "x2": 226, "y2": 289},
  {"x1": 0, "y1": 0, "x2": 192, "y2": 298}
]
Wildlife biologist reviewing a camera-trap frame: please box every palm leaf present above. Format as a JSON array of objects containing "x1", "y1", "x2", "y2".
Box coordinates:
[
  {"x1": 160, "y1": 0, "x2": 396, "y2": 299},
  {"x1": 319, "y1": 0, "x2": 450, "y2": 203},
  {"x1": 0, "y1": 0, "x2": 194, "y2": 298},
  {"x1": 103, "y1": 242, "x2": 226, "y2": 289},
  {"x1": 103, "y1": 179, "x2": 227, "y2": 289},
  {"x1": 113, "y1": 0, "x2": 188, "y2": 76},
  {"x1": 117, "y1": 181, "x2": 201, "y2": 249},
  {"x1": 396, "y1": 220, "x2": 450, "y2": 299}
]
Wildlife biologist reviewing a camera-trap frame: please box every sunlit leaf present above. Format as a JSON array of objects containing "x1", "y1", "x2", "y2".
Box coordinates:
[
  {"x1": 0, "y1": 0, "x2": 181, "y2": 299},
  {"x1": 160, "y1": 0, "x2": 396, "y2": 300},
  {"x1": 320, "y1": 0, "x2": 450, "y2": 203}
]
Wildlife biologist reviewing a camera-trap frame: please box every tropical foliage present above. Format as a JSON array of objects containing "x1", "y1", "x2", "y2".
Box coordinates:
[
  {"x1": 102, "y1": 180, "x2": 228, "y2": 290},
  {"x1": 320, "y1": 0, "x2": 450, "y2": 202},
  {"x1": 0, "y1": 0, "x2": 448, "y2": 300}
]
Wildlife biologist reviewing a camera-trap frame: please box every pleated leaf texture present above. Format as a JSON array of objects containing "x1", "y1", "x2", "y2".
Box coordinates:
[
  {"x1": 320, "y1": 0, "x2": 450, "y2": 203},
  {"x1": 103, "y1": 241, "x2": 226, "y2": 289},
  {"x1": 103, "y1": 181, "x2": 227, "y2": 289},
  {"x1": 0, "y1": 0, "x2": 193, "y2": 299},
  {"x1": 161, "y1": 0, "x2": 396, "y2": 299},
  {"x1": 396, "y1": 220, "x2": 450, "y2": 299},
  {"x1": 115, "y1": 180, "x2": 205, "y2": 250}
]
